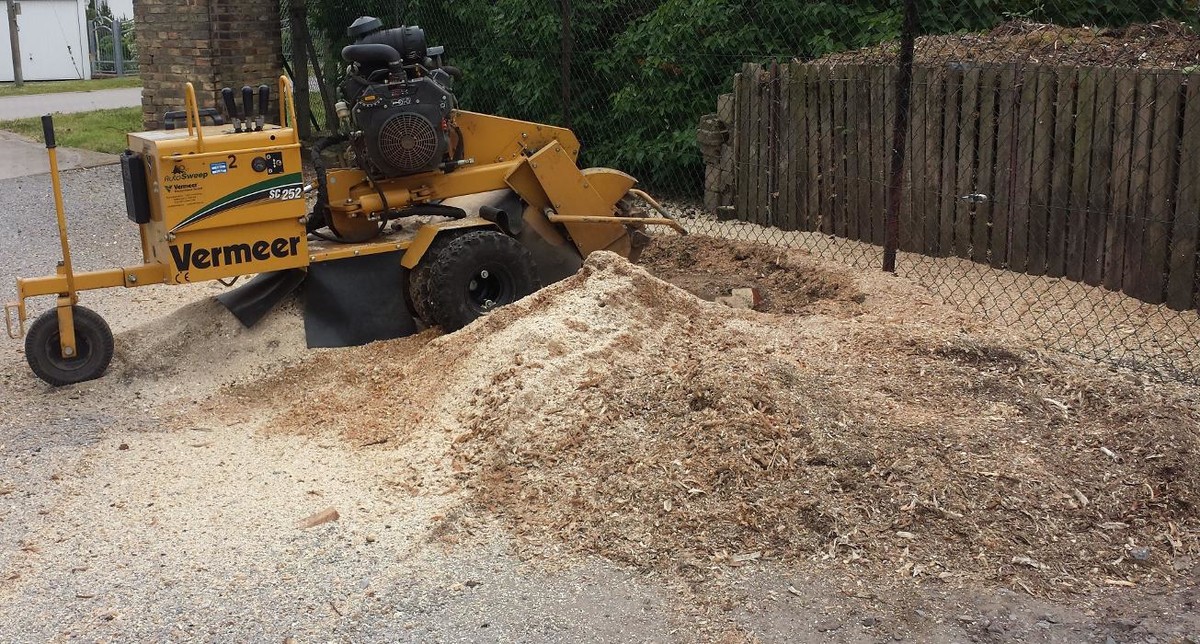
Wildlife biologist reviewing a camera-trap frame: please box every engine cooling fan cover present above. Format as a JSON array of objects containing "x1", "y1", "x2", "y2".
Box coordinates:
[{"x1": 376, "y1": 112, "x2": 440, "y2": 174}]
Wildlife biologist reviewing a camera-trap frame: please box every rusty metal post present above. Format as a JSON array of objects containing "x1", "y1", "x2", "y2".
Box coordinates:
[{"x1": 883, "y1": 0, "x2": 918, "y2": 272}]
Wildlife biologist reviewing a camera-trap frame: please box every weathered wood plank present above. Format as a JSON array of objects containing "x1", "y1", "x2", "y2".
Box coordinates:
[
  {"x1": 906, "y1": 66, "x2": 928, "y2": 253},
  {"x1": 806, "y1": 65, "x2": 823, "y2": 233},
  {"x1": 991, "y1": 65, "x2": 1018, "y2": 269},
  {"x1": 777, "y1": 64, "x2": 792, "y2": 230},
  {"x1": 878, "y1": 65, "x2": 897, "y2": 245},
  {"x1": 1067, "y1": 67, "x2": 1098, "y2": 282},
  {"x1": 1122, "y1": 74, "x2": 1155, "y2": 300},
  {"x1": 1010, "y1": 67, "x2": 1038, "y2": 273},
  {"x1": 1140, "y1": 71, "x2": 1182, "y2": 304},
  {"x1": 1104, "y1": 71, "x2": 1137, "y2": 291},
  {"x1": 756, "y1": 64, "x2": 771, "y2": 226},
  {"x1": 734, "y1": 69, "x2": 750, "y2": 223},
  {"x1": 1167, "y1": 73, "x2": 1200, "y2": 310},
  {"x1": 1084, "y1": 68, "x2": 1116, "y2": 286},
  {"x1": 973, "y1": 66, "x2": 999, "y2": 264},
  {"x1": 938, "y1": 67, "x2": 962, "y2": 257},
  {"x1": 818, "y1": 65, "x2": 835, "y2": 234},
  {"x1": 1047, "y1": 67, "x2": 1077, "y2": 278},
  {"x1": 831, "y1": 65, "x2": 848, "y2": 237},
  {"x1": 871, "y1": 65, "x2": 889, "y2": 246},
  {"x1": 1027, "y1": 67, "x2": 1055, "y2": 276},
  {"x1": 954, "y1": 67, "x2": 981, "y2": 259},
  {"x1": 783, "y1": 63, "x2": 800, "y2": 231},
  {"x1": 855, "y1": 65, "x2": 874, "y2": 243},
  {"x1": 923, "y1": 67, "x2": 946, "y2": 256},
  {"x1": 843, "y1": 65, "x2": 861, "y2": 241}
]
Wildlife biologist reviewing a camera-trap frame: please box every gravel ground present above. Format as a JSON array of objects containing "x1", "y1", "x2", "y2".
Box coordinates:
[{"x1": 1, "y1": 166, "x2": 1197, "y2": 642}]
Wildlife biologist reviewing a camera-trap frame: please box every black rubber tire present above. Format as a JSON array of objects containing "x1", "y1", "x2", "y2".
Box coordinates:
[
  {"x1": 424, "y1": 230, "x2": 539, "y2": 331},
  {"x1": 24, "y1": 305, "x2": 114, "y2": 386},
  {"x1": 407, "y1": 262, "x2": 434, "y2": 324}
]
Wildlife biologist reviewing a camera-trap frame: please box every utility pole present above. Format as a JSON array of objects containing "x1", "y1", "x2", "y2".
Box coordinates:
[{"x1": 5, "y1": 0, "x2": 22, "y2": 87}]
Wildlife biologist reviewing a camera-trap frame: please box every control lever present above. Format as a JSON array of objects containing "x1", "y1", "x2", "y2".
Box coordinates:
[
  {"x1": 241, "y1": 86, "x2": 254, "y2": 133},
  {"x1": 256, "y1": 85, "x2": 269, "y2": 130},
  {"x1": 221, "y1": 87, "x2": 241, "y2": 132}
]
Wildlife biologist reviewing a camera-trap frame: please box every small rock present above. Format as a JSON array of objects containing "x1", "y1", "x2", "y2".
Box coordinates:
[
  {"x1": 464, "y1": 580, "x2": 481, "y2": 588},
  {"x1": 1131, "y1": 546, "x2": 1152, "y2": 561},
  {"x1": 861, "y1": 617, "x2": 878, "y2": 628},
  {"x1": 117, "y1": 443, "x2": 129, "y2": 451},
  {"x1": 896, "y1": 531, "x2": 916, "y2": 540},
  {"x1": 815, "y1": 619, "x2": 842, "y2": 633},
  {"x1": 365, "y1": 533, "x2": 377, "y2": 543},
  {"x1": 450, "y1": 582, "x2": 465, "y2": 592}
]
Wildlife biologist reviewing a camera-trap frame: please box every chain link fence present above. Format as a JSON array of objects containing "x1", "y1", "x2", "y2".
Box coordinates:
[{"x1": 287, "y1": 0, "x2": 1200, "y2": 383}]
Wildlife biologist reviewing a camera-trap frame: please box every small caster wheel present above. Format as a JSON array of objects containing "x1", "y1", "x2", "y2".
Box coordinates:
[{"x1": 25, "y1": 306, "x2": 114, "y2": 386}]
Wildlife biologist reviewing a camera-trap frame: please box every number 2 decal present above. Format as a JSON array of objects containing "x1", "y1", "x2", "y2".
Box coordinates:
[{"x1": 227, "y1": 154, "x2": 238, "y2": 169}]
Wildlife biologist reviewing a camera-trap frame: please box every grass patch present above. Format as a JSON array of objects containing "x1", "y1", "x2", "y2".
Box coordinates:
[
  {"x1": 0, "y1": 77, "x2": 141, "y2": 98},
  {"x1": 0, "y1": 108, "x2": 142, "y2": 154}
]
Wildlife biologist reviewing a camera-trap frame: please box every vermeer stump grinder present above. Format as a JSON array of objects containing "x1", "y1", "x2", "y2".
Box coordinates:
[{"x1": 4, "y1": 16, "x2": 685, "y2": 386}]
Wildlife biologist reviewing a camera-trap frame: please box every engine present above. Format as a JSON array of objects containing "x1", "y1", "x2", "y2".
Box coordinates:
[{"x1": 338, "y1": 17, "x2": 460, "y2": 178}]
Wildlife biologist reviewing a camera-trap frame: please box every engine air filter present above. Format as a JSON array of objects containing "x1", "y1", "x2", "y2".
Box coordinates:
[{"x1": 376, "y1": 112, "x2": 439, "y2": 174}]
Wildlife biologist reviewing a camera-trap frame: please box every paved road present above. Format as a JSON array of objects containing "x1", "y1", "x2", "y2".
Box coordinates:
[{"x1": 0, "y1": 86, "x2": 142, "y2": 120}]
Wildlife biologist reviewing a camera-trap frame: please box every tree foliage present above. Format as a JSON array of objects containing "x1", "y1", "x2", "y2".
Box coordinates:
[{"x1": 307, "y1": 0, "x2": 1195, "y2": 195}]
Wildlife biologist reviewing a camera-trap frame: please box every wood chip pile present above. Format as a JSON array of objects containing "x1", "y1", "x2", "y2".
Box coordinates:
[{"x1": 227, "y1": 237, "x2": 1199, "y2": 596}]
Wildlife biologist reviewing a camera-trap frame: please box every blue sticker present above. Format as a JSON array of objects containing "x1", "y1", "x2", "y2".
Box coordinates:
[{"x1": 209, "y1": 161, "x2": 228, "y2": 174}]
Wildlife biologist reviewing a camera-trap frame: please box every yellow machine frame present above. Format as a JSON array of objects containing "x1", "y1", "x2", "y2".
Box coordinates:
[{"x1": 4, "y1": 76, "x2": 684, "y2": 362}]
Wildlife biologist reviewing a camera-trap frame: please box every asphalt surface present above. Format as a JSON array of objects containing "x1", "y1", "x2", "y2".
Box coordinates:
[{"x1": 0, "y1": 87, "x2": 142, "y2": 120}]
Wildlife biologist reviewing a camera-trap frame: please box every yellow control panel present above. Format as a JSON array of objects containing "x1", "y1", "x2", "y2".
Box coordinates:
[{"x1": 126, "y1": 124, "x2": 307, "y2": 284}]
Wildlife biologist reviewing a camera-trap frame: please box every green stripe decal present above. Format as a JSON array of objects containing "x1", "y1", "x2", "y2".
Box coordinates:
[{"x1": 170, "y1": 172, "x2": 304, "y2": 233}]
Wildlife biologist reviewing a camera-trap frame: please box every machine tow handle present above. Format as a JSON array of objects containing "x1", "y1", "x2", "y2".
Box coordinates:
[
  {"x1": 222, "y1": 87, "x2": 241, "y2": 132},
  {"x1": 41, "y1": 114, "x2": 80, "y2": 357},
  {"x1": 257, "y1": 85, "x2": 269, "y2": 130},
  {"x1": 242, "y1": 86, "x2": 254, "y2": 132}
]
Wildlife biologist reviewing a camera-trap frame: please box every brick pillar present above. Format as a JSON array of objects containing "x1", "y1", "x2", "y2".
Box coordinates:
[{"x1": 135, "y1": 0, "x2": 283, "y2": 130}]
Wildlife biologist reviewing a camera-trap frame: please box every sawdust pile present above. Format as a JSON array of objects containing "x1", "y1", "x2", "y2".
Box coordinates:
[{"x1": 229, "y1": 243, "x2": 1199, "y2": 595}]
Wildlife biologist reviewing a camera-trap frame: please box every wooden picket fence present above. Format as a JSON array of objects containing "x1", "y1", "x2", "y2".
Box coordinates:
[{"x1": 726, "y1": 62, "x2": 1200, "y2": 311}]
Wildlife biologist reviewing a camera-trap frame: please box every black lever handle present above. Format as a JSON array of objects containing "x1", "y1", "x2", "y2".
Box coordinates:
[
  {"x1": 41, "y1": 114, "x2": 56, "y2": 149},
  {"x1": 257, "y1": 84, "x2": 270, "y2": 130},
  {"x1": 221, "y1": 87, "x2": 240, "y2": 132},
  {"x1": 241, "y1": 86, "x2": 254, "y2": 129}
]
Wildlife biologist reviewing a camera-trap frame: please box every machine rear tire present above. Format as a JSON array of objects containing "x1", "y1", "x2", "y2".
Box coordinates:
[
  {"x1": 424, "y1": 230, "x2": 538, "y2": 331},
  {"x1": 25, "y1": 306, "x2": 114, "y2": 386}
]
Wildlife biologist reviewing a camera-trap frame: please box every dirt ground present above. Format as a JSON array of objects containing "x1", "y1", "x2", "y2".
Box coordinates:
[{"x1": 1, "y1": 167, "x2": 1199, "y2": 641}]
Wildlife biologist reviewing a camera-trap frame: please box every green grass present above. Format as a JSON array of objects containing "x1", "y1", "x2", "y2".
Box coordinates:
[
  {"x1": 0, "y1": 76, "x2": 141, "y2": 98},
  {"x1": 0, "y1": 107, "x2": 142, "y2": 154}
]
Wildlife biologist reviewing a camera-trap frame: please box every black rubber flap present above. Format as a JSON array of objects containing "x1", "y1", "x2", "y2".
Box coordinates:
[
  {"x1": 216, "y1": 269, "x2": 306, "y2": 328},
  {"x1": 303, "y1": 251, "x2": 417, "y2": 348}
]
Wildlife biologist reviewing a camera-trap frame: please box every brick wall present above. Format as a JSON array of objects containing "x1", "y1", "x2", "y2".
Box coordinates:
[{"x1": 135, "y1": 0, "x2": 283, "y2": 130}]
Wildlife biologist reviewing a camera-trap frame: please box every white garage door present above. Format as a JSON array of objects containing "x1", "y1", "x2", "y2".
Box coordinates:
[{"x1": 0, "y1": 0, "x2": 91, "y2": 81}]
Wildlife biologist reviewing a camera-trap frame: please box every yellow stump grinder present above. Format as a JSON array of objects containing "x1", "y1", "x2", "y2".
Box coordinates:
[{"x1": 4, "y1": 16, "x2": 685, "y2": 386}]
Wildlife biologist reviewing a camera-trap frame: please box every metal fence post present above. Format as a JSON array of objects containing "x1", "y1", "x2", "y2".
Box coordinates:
[
  {"x1": 883, "y1": 0, "x2": 918, "y2": 272},
  {"x1": 112, "y1": 17, "x2": 124, "y2": 77}
]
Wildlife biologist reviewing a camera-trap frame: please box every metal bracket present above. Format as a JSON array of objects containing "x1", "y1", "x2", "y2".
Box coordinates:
[{"x1": 3, "y1": 301, "x2": 24, "y2": 339}]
